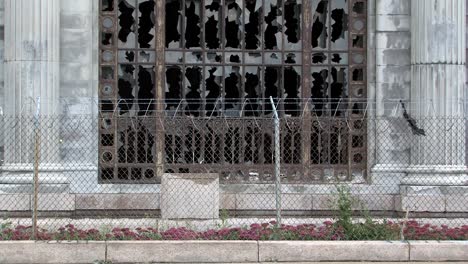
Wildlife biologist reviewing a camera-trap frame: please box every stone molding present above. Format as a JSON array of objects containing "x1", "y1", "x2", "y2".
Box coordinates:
[{"x1": 0, "y1": 241, "x2": 466, "y2": 263}]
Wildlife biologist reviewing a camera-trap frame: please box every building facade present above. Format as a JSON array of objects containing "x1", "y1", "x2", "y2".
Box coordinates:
[{"x1": 0, "y1": 0, "x2": 466, "y2": 216}]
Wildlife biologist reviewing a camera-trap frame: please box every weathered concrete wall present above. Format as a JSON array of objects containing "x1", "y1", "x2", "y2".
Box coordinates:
[
  {"x1": 59, "y1": 1, "x2": 100, "y2": 193},
  {"x1": 0, "y1": 0, "x2": 4, "y2": 111},
  {"x1": 59, "y1": 0, "x2": 98, "y2": 114},
  {"x1": 376, "y1": 0, "x2": 411, "y2": 116},
  {"x1": 372, "y1": 0, "x2": 411, "y2": 180}
]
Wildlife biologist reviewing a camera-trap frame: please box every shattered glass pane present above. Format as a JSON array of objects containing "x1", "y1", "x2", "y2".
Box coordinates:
[
  {"x1": 264, "y1": 67, "x2": 282, "y2": 114},
  {"x1": 284, "y1": 52, "x2": 302, "y2": 64},
  {"x1": 165, "y1": 51, "x2": 184, "y2": 64},
  {"x1": 118, "y1": 0, "x2": 137, "y2": 48},
  {"x1": 329, "y1": 66, "x2": 348, "y2": 116},
  {"x1": 138, "y1": 0, "x2": 155, "y2": 48},
  {"x1": 137, "y1": 65, "x2": 155, "y2": 115},
  {"x1": 312, "y1": 52, "x2": 327, "y2": 64},
  {"x1": 102, "y1": 66, "x2": 115, "y2": 80},
  {"x1": 265, "y1": 52, "x2": 282, "y2": 64},
  {"x1": 330, "y1": 53, "x2": 348, "y2": 64},
  {"x1": 185, "y1": 0, "x2": 202, "y2": 49},
  {"x1": 186, "y1": 52, "x2": 203, "y2": 63},
  {"x1": 205, "y1": 66, "x2": 223, "y2": 114},
  {"x1": 311, "y1": 67, "x2": 329, "y2": 116},
  {"x1": 225, "y1": 52, "x2": 242, "y2": 64},
  {"x1": 138, "y1": 51, "x2": 156, "y2": 63},
  {"x1": 284, "y1": 66, "x2": 301, "y2": 116},
  {"x1": 245, "y1": 0, "x2": 262, "y2": 50},
  {"x1": 245, "y1": 52, "x2": 262, "y2": 64},
  {"x1": 330, "y1": 0, "x2": 348, "y2": 50},
  {"x1": 224, "y1": 66, "x2": 242, "y2": 116},
  {"x1": 352, "y1": 1, "x2": 366, "y2": 15},
  {"x1": 284, "y1": 0, "x2": 302, "y2": 50},
  {"x1": 102, "y1": 0, "x2": 115, "y2": 12},
  {"x1": 118, "y1": 64, "x2": 137, "y2": 114},
  {"x1": 311, "y1": 0, "x2": 328, "y2": 49},
  {"x1": 102, "y1": 32, "x2": 114, "y2": 46},
  {"x1": 166, "y1": 0, "x2": 182, "y2": 48},
  {"x1": 206, "y1": 52, "x2": 223, "y2": 64},
  {"x1": 352, "y1": 34, "x2": 364, "y2": 48},
  {"x1": 264, "y1": 0, "x2": 283, "y2": 50},
  {"x1": 225, "y1": 0, "x2": 243, "y2": 49},
  {"x1": 244, "y1": 66, "x2": 262, "y2": 116},
  {"x1": 205, "y1": 0, "x2": 222, "y2": 49},
  {"x1": 184, "y1": 66, "x2": 203, "y2": 115},
  {"x1": 165, "y1": 66, "x2": 183, "y2": 110},
  {"x1": 118, "y1": 50, "x2": 136, "y2": 63}
]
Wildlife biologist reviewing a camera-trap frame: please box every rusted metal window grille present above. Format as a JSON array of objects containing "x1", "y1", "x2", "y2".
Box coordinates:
[{"x1": 99, "y1": 0, "x2": 367, "y2": 184}]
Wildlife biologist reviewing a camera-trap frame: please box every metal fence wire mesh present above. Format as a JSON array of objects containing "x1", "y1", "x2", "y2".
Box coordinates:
[{"x1": 0, "y1": 101, "x2": 467, "y2": 239}]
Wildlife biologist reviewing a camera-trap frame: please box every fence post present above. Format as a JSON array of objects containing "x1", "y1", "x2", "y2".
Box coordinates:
[
  {"x1": 32, "y1": 97, "x2": 41, "y2": 240},
  {"x1": 269, "y1": 97, "x2": 281, "y2": 227}
]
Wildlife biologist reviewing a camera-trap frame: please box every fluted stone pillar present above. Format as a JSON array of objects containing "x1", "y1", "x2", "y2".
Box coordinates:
[
  {"x1": 0, "y1": 0, "x2": 68, "y2": 192},
  {"x1": 403, "y1": 0, "x2": 467, "y2": 186}
]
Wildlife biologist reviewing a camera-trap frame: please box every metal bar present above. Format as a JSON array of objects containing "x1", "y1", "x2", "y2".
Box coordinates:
[
  {"x1": 270, "y1": 96, "x2": 281, "y2": 227},
  {"x1": 32, "y1": 96, "x2": 41, "y2": 240}
]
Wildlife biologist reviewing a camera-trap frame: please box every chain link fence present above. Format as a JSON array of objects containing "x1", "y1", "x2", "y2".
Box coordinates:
[{"x1": 0, "y1": 99, "x2": 466, "y2": 239}]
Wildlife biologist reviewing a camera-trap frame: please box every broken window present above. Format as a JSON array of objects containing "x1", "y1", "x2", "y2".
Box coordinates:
[
  {"x1": 100, "y1": 0, "x2": 367, "y2": 183},
  {"x1": 310, "y1": 0, "x2": 366, "y2": 117},
  {"x1": 164, "y1": 0, "x2": 303, "y2": 117},
  {"x1": 99, "y1": 0, "x2": 157, "y2": 183}
]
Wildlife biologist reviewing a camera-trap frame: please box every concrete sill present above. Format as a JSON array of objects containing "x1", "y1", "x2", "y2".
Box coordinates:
[{"x1": 0, "y1": 240, "x2": 466, "y2": 263}]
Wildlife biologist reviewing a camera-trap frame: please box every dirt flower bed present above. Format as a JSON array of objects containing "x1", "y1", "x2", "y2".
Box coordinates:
[{"x1": 1, "y1": 220, "x2": 467, "y2": 241}]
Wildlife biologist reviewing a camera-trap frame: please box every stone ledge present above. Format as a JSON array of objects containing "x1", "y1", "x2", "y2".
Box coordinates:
[
  {"x1": 0, "y1": 241, "x2": 105, "y2": 264},
  {"x1": 106, "y1": 241, "x2": 258, "y2": 263},
  {"x1": 259, "y1": 241, "x2": 409, "y2": 262},
  {"x1": 0, "y1": 241, "x2": 467, "y2": 263},
  {"x1": 76, "y1": 193, "x2": 159, "y2": 210},
  {"x1": 409, "y1": 241, "x2": 468, "y2": 261}
]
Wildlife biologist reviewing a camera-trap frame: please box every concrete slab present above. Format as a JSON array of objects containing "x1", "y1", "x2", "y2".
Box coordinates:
[
  {"x1": 0, "y1": 241, "x2": 106, "y2": 264},
  {"x1": 409, "y1": 241, "x2": 468, "y2": 262},
  {"x1": 76, "y1": 193, "x2": 159, "y2": 210},
  {"x1": 259, "y1": 241, "x2": 409, "y2": 262},
  {"x1": 0, "y1": 194, "x2": 30, "y2": 211},
  {"x1": 161, "y1": 173, "x2": 219, "y2": 219},
  {"x1": 107, "y1": 241, "x2": 258, "y2": 263}
]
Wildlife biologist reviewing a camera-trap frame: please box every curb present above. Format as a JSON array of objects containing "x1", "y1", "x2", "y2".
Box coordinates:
[{"x1": 0, "y1": 240, "x2": 466, "y2": 263}]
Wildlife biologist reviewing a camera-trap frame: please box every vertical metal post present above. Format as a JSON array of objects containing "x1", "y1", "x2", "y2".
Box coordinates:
[
  {"x1": 270, "y1": 97, "x2": 281, "y2": 227},
  {"x1": 32, "y1": 97, "x2": 41, "y2": 240}
]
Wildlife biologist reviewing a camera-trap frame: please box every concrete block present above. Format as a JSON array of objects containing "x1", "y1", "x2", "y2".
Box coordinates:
[
  {"x1": 376, "y1": 0, "x2": 410, "y2": 15},
  {"x1": 376, "y1": 65, "x2": 411, "y2": 83},
  {"x1": 236, "y1": 193, "x2": 312, "y2": 210},
  {"x1": 312, "y1": 194, "x2": 395, "y2": 211},
  {"x1": 76, "y1": 193, "x2": 159, "y2": 210},
  {"x1": 107, "y1": 241, "x2": 258, "y2": 263},
  {"x1": 36, "y1": 194, "x2": 75, "y2": 211},
  {"x1": 400, "y1": 195, "x2": 446, "y2": 212},
  {"x1": 60, "y1": 14, "x2": 92, "y2": 29},
  {"x1": 220, "y1": 193, "x2": 236, "y2": 210},
  {"x1": 376, "y1": 49, "x2": 410, "y2": 66},
  {"x1": 376, "y1": 15, "x2": 410, "y2": 32},
  {"x1": 259, "y1": 241, "x2": 409, "y2": 262},
  {"x1": 161, "y1": 173, "x2": 219, "y2": 219},
  {"x1": 446, "y1": 195, "x2": 468, "y2": 212},
  {"x1": 409, "y1": 241, "x2": 468, "y2": 261},
  {"x1": 312, "y1": 195, "x2": 335, "y2": 210},
  {"x1": 357, "y1": 194, "x2": 396, "y2": 211},
  {"x1": 376, "y1": 32, "x2": 411, "y2": 49},
  {"x1": 60, "y1": 1, "x2": 93, "y2": 13},
  {"x1": 0, "y1": 194, "x2": 30, "y2": 211},
  {"x1": 0, "y1": 241, "x2": 106, "y2": 264}
]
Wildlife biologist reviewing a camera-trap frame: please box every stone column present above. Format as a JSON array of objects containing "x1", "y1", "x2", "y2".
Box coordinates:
[
  {"x1": 1, "y1": 0, "x2": 68, "y2": 192},
  {"x1": 403, "y1": 0, "x2": 467, "y2": 186}
]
